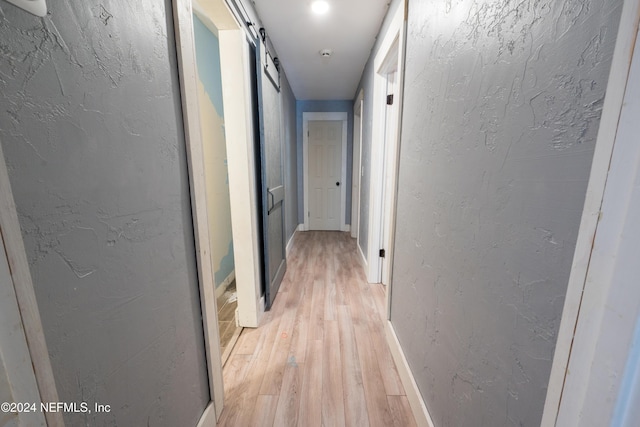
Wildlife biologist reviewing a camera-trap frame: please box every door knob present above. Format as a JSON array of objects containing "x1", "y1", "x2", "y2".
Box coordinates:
[{"x1": 336, "y1": 182, "x2": 340, "y2": 186}]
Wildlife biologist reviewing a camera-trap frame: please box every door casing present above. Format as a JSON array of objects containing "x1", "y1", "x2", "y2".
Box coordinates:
[
  {"x1": 351, "y1": 90, "x2": 364, "y2": 241},
  {"x1": 308, "y1": 120, "x2": 345, "y2": 231},
  {"x1": 0, "y1": 141, "x2": 61, "y2": 427},
  {"x1": 173, "y1": 0, "x2": 264, "y2": 421},
  {"x1": 541, "y1": 0, "x2": 640, "y2": 424},
  {"x1": 366, "y1": 3, "x2": 407, "y2": 321},
  {"x1": 303, "y1": 112, "x2": 349, "y2": 232}
]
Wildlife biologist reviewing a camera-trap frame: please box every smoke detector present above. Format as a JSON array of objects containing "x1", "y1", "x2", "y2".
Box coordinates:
[{"x1": 320, "y1": 49, "x2": 333, "y2": 58}]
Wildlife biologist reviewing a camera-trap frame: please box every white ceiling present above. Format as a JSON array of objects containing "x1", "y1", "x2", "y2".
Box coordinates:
[{"x1": 251, "y1": 0, "x2": 390, "y2": 100}]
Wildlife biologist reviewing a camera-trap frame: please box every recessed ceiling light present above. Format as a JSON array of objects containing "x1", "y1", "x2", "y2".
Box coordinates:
[{"x1": 311, "y1": 0, "x2": 330, "y2": 15}]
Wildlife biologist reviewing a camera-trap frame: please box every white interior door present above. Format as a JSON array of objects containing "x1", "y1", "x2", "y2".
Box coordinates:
[
  {"x1": 380, "y1": 71, "x2": 398, "y2": 286},
  {"x1": 308, "y1": 120, "x2": 343, "y2": 231}
]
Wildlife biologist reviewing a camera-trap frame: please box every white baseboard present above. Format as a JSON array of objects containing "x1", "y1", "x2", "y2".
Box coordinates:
[
  {"x1": 297, "y1": 224, "x2": 304, "y2": 232},
  {"x1": 196, "y1": 401, "x2": 217, "y2": 427},
  {"x1": 342, "y1": 224, "x2": 351, "y2": 232},
  {"x1": 385, "y1": 321, "x2": 435, "y2": 427},
  {"x1": 357, "y1": 242, "x2": 368, "y2": 270},
  {"x1": 215, "y1": 271, "x2": 236, "y2": 299},
  {"x1": 286, "y1": 227, "x2": 300, "y2": 257}
]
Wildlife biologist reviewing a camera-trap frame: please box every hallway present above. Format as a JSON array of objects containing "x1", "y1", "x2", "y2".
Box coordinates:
[
  {"x1": 217, "y1": 232, "x2": 416, "y2": 427},
  {"x1": 1, "y1": 0, "x2": 637, "y2": 425}
]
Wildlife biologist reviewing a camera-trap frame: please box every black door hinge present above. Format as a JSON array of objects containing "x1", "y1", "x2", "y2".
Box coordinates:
[
  {"x1": 386, "y1": 94, "x2": 394, "y2": 105},
  {"x1": 379, "y1": 249, "x2": 386, "y2": 258}
]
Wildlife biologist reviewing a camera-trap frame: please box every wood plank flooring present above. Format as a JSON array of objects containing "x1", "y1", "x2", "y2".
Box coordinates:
[
  {"x1": 217, "y1": 231, "x2": 416, "y2": 427},
  {"x1": 217, "y1": 281, "x2": 242, "y2": 365}
]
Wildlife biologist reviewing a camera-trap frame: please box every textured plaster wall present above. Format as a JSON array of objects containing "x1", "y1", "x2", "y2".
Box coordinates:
[
  {"x1": 193, "y1": 14, "x2": 235, "y2": 287},
  {"x1": 296, "y1": 100, "x2": 353, "y2": 225},
  {"x1": 353, "y1": 0, "x2": 403, "y2": 260},
  {"x1": 0, "y1": 1, "x2": 209, "y2": 426},
  {"x1": 390, "y1": 0, "x2": 622, "y2": 426},
  {"x1": 281, "y1": 70, "x2": 299, "y2": 242}
]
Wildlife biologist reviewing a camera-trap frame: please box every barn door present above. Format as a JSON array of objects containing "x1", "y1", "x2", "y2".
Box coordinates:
[{"x1": 256, "y1": 39, "x2": 286, "y2": 310}]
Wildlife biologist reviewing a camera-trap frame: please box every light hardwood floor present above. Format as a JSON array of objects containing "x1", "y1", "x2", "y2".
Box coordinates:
[
  {"x1": 217, "y1": 231, "x2": 416, "y2": 427},
  {"x1": 217, "y1": 281, "x2": 242, "y2": 365}
]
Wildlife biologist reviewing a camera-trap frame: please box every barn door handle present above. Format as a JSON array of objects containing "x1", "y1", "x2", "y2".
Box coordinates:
[
  {"x1": 336, "y1": 182, "x2": 340, "y2": 186},
  {"x1": 267, "y1": 188, "x2": 275, "y2": 213}
]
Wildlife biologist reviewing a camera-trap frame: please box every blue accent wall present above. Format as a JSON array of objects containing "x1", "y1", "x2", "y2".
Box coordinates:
[
  {"x1": 193, "y1": 14, "x2": 235, "y2": 288},
  {"x1": 193, "y1": 16, "x2": 225, "y2": 116},
  {"x1": 214, "y1": 241, "x2": 235, "y2": 286},
  {"x1": 296, "y1": 100, "x2": 354, "y2": 225}
]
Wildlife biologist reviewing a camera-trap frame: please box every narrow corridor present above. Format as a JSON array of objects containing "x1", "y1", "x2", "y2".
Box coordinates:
[{"x1": 217, "y1": 232, "x2": 416, "y2": 427}]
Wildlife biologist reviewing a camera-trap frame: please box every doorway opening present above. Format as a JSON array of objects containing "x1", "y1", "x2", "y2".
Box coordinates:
[
  {"x1": 366, "y1": 3, "x2": 406, "y2": 317},
  {"x1": 191, "y1": 4, "x2": 242, "y2": 367},
  {"x1": 173, "y1": 0, "x2": 266, "y2": 421}
]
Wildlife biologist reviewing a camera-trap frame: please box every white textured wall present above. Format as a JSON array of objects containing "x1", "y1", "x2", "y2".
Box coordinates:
[{"x1": 390, "y1": 0, "x2": 623, "y2": 425}]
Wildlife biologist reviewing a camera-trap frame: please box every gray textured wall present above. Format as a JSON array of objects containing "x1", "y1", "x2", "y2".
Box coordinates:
[
  {"x1": 281, "y1": 70, "x2": 299, "y2": 242},
  {"x1": 390, "y1": 0, "x2": 622, "y2": 426},
  {"x1": 0, "y1": 1, "x2": 210, "y2": 426},
  {"x1": 353, "y1": 0, "x2": 403, "y2": 260}
]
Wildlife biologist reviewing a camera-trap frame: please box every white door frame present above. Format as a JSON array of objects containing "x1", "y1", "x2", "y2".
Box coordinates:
[
  {"x1": 555, "y1": 23, "x2": 640, "y2": 426},
  {"x1": 366, "y1": 2, "x2": 406, "y2": 301},
  {"x1": 173, "y1": 0, "x2": 264, "y2": 422},
  {"x1": 0, "y1": 142, "x2": 62, "y2": 427},
  {"x1": 303, "y1": 112, "x2": 349, "y2": 232},
  {"x1": 541, "y1": 0, "x2": 640, "y2": 425},
  {"x1": 216, "y1": 15, "x2": 265, "y2": 329},
  {"x1": 351, "y1": 90, "x2": 364, "y2": 241},
  {"x1": 0, "y1": 235, "x2": 47, "y2": 427},
  {"x1": 191, "y1": 0, "x2": 264, "y2": 329}
]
